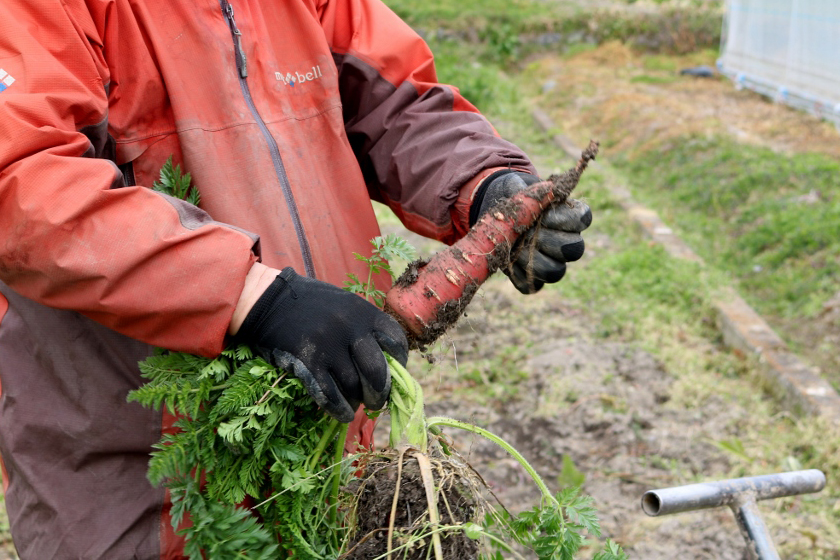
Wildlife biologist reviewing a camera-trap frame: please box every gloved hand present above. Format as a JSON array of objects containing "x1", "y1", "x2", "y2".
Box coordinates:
[
  {"x1": 235, "y1": 268, "x2": 409, "y2": 423},
  {"x1": 470, "y1": 170, "x2": 592, "y2": 294}
]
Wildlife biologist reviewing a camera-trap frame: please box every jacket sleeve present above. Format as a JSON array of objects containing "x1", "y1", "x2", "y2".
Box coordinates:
[
  {"x1": 318, "y1": 0, "x2": 537, "y2": 244},
  {"x1": 0, "y1": 2, "x2": 258, "y2": 357}
]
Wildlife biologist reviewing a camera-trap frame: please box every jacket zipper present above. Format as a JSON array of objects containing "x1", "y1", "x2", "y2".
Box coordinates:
[{"x1": 220, "y1": 0, "x2": 316, "y2": 278}]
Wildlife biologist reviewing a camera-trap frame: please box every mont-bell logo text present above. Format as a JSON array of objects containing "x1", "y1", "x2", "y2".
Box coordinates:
[{"x1": 275, "y1": 65, "x2": 323, "y2": 87}]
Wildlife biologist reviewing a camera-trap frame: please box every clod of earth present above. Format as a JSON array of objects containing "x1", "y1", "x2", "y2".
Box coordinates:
[{"x1": 342, "y1": 446, "x2": 484, "y2": 560}]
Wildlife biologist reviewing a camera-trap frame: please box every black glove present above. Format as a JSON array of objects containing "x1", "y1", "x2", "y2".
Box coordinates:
[
  {"x1": 470, "y1": 170, "x2": 592, "y2": 294},
  {"x1": 236, "y1": 268, "x2": 409, "y2": 423}
]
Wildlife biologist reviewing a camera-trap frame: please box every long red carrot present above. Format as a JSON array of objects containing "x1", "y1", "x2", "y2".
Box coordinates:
[{"x1": 385, "y1": 140, "x2": 599, "y2": 348}]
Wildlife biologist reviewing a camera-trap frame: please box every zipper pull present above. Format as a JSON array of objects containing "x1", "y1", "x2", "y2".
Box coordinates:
[{"x1": 223, "y1": 2, "x2": 248, "y2": 78}]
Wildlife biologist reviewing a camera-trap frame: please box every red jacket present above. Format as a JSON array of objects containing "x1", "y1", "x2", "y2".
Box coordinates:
[{"x1": 0, "y1": 0, "x2": 534, "y2": 557}]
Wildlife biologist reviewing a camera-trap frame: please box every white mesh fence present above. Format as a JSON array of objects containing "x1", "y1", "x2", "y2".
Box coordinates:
[{"x1": 718, "y1": 0, "x2": 840, "y2": 128}]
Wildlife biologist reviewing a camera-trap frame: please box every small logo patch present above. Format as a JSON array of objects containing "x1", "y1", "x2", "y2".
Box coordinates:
[
  {"x1": 0, "y1": 69, "x2": 15, "y2": 93},
  {"x1": 275, "y1": 65, "x2": 323, "y2": 88}
]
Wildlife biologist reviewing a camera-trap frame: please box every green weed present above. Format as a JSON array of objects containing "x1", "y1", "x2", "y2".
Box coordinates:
[
  {"x1": 629, "y1": 74, "x2": 679, "y2": 84},
  {"x1": 616, "y1": 136, "x2": 840, "y2": 321},
  {"x1": 480, "y1": 23, "x2": 522, "y2": 63},
  {"x1": 641, "y1": 55, "x2": 679, "y2": 72},
  {"x1": 562, "y1": 43, "x2": 599, "y2": 59},
  {"x1": 385, "y1": 0, "x2": 721, "y2": 57},
  {"x1": 385, "y1": 0, "x2": 561, "y2": 34},
  {"x1": 556, "y1": 186, "x2": 720, "y2": 343},
  {"x1": 426, "y1": 39, "x2": 522, "y2": 115},
  {"x1": 0, "y1": 479, "x2": 14, "y2": 559},
  {"x1": 460, "y1": 346, "x2": 531, "y2": 404}
]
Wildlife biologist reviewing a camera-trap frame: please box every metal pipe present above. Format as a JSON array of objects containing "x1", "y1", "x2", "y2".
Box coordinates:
[
  {"x1": 732, "y1": 497, "x2": 780, "y2": 560},
  {"x1": 642, "y1": 470, "x2": 826, "y2": 560},
  {"x1": 641, "y1": 469, "x2": 825, "y2": 516}
]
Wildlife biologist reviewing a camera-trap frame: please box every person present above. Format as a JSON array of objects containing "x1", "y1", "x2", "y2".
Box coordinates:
[{"x1": 0, "y1": 0, "x2": 591, "y2": 557}]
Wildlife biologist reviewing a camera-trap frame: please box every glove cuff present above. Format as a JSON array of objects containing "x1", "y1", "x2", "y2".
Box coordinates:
[
  {"x1": 237, "y1": 267, "x2": 296, "y2": 340},
  {"x1": 468, "y1": 169, "x2": 522, "y2": 227}
]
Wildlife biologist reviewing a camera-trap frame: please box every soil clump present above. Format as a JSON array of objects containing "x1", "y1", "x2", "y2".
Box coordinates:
[{"x1": 345, "y1": 449, "x2": 483, "y2": 560}]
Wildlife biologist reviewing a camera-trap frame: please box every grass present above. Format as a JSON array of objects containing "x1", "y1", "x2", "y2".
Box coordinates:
[
  {"x1": 628, "y1": 74, "x2": 679, "y2": 84},
  {"x1": 427, "y1": 40, "x2": 524, "y2": 116},
  {"x1": 616, "y1": 136, "x2": 840, "y2": 320},
  {"x1": 385, "y1": 0, "x2": 573, "y2": 33},
  {"x1": 518, "y1": 32, "x2": 840, "y2": 390},
  {"x1": 0, "y1": 476, "x2": 13, "y2": 559},
  {"x1": 563, "y1": 188, "x2": 715, "y2": 333},
  {"x1": 614, "y1": 137, "x2": 840, "y2": 390},
  {"x1": 388, "y1": 0, "x2": 722, "y2": 57}
]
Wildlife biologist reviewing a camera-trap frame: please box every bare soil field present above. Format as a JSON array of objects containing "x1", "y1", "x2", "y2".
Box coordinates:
[{"x1": 381, "y1": 223, "x2": 840, "y2": 559}]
